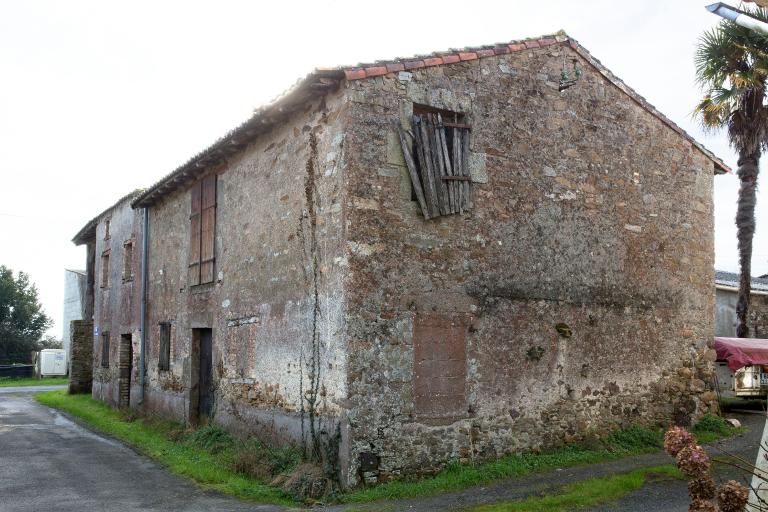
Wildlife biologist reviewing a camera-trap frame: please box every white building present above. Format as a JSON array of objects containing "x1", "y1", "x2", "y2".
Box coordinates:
[{"x1": 62, "y1": 269, "x2": 86, "y2": 358}]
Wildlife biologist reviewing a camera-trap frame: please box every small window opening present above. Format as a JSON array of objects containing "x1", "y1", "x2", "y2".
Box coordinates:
[
  {"x1": 101, "y1": 332, "x2": 110, "y2": 367},
  {"x1": 398, "y1": 104, "x2": 472, "y2": 219},
  {"x1": 158, "y1": 322, "x2": 171, "y2": 371},
  {"x1": 122, "y1": 240, "x2": 134, "y2": 282},
  {"x1": 101, "y1": 251, "x2": 110, "y2": 288},
  {"x1": 104, "y1": 218, "x2": 111, "y2": 240}
]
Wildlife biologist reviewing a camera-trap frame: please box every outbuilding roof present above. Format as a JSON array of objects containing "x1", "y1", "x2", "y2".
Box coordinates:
[
  {"x1": 130, "y1": 32, "x2": 730, "y2": 209},
  {"x1": 715, "y1": 270, "x2": 768, "y2": 292}
]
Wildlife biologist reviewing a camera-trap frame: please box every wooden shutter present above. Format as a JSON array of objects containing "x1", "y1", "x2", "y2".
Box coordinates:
[
  {"x1": 398, "y1": 112, "x2": 472, "y2": 219},
  {"x1": 200, "y1": 175, "x2": 216, "y2": 284},
  {"x1": 158, "y1": 322, "x2": 170, "y2": 371},
  {"x1": 188, "y1": 182, "x2": 202, "y2": 286}
]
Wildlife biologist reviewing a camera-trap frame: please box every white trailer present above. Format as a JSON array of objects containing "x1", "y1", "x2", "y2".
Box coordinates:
[{"x1": 38, "y1": 349, "x2": 67, "y2": 377}]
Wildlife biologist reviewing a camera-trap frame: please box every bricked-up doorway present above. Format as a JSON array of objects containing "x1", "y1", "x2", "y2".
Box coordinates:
[
  {"x1": 118, "y1": 334, "x2": 133, "y2": 408},
  {"x1": 190, "y1": 328, "x2": 214, "y2": 423},
  {"x1": 413, "y1": 313, "x2": 468, "y2": 422}
]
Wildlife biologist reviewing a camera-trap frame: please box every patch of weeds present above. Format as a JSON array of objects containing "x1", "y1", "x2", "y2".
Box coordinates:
[
  {"x1": 187, "y1": 424, "x2": 234, "y2": 454},
  {"x1": 231, "y1": 439, "x2": 301, "y2": 481},
  {"x1": 691, "y1": 413, "x2": 732, "y2": 443},
  {"x1": 469, "y1": 465, "x2": 682, "y2": 512},
  {"x1": 603, "y1": 426, "x2": 663, "y2": 453}
]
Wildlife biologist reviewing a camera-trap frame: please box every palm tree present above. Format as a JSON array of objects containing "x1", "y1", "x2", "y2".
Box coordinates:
[{"x1": 695, "y1": 6, "x2": 768, "y2": 337}]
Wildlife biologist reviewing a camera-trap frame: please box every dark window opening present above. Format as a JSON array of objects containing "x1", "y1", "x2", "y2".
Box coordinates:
[
  {"x1": 101, "y1": 332, "x2": 110, "y2": 368},
  {"x1": 399, "y1": 104, "x2": 472, "y2": 219},
  {"x1": 101, "y1": 251, "x2": 110, "y2": 288},
  {"x1": 104, "y1": 219, "x2": 111, "y2": 240},
  {"x1": 158, "y1": 322, "x2": 171, "y2": 371},
  {"x1": 122, "y1": 240, "x2": 134, "y2": 282}
]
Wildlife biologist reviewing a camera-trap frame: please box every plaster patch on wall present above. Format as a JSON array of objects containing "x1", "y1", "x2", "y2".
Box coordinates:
[{"x1": 470, "y1": 152, "x2": 488, "y2": 184}]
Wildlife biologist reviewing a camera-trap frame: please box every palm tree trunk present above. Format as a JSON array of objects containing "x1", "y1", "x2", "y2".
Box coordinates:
[{"x1": 736, "y1": 150, "x2": 759, "y2": 338}]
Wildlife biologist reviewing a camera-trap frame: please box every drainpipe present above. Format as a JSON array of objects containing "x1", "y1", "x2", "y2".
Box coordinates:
[
  {"x1": 139, "y1": 207, "x2": 149, "y2": 405},
  {"x1": 706, "y1": 2, "x2": 768, "y2": 35}
]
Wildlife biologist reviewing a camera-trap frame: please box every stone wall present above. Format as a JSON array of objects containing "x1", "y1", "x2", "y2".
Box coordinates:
[
  {"x1": 339, "y1": 42, "x2": 717, "y2": 485},
  {"x1": 141, "y1": 91, "x2": 349, "y2": 472},
  {"x1": 91, "y1": 198, "x2": 143, "y2": 408},
  {"x1": 68, "y1": 320, "x2": 93, "y2": 394}
]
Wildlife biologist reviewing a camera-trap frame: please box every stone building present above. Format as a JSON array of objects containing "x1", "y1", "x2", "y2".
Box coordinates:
[
  {"x1": 74, "y1": 33, "x2": 727, "y2": 487},
  {"x1": 73, "y1": 190, "x2": 144, "y2": 407},
  {"x1": 715, "y1": 270, "x2": 768, "y2": 338},
  {"x1": 62, "y1": 268, "x2": 86, "y2": 359}
]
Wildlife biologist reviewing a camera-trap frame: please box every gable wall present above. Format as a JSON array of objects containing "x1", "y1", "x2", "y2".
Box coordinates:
[{"x1": 340, "y1": 43, "x2": 716, "y2": 485}]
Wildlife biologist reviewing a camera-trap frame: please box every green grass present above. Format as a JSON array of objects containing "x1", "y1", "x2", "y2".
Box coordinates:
[
  {"x1": 339, "y1": 415, "x2": 737, "y2": 504},
  {"x1": 468, "y1": 466, "x2": 682, "y2": 512},
  {"x1": 0, "y1": 376, "x2": 68, "y2": 387},
  {"x1": 34, "y1": 390, "x2": 741, "y2": 507},
  {"x1": 35, "y1": 390, "x2": 294, "y2": 504}
]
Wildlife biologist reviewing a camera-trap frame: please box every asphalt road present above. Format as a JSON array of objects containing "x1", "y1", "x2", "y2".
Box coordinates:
[
  {"x1": 1, "y1": 386, "x2": 763, "y2": 512},
  {"x1": 0, "y1": 388, "x2": 293, "y2": 512}
]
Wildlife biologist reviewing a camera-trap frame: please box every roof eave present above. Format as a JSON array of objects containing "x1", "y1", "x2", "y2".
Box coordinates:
[{"x1": 131, "y1": 71, "x2": 344, "y2": 209}]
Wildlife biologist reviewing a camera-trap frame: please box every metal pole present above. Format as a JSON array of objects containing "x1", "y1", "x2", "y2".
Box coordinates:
[
  {"x1": 139, "y1": 207, "x2": 149, "y2": 404},
  {"x1": 707, "y1": 2, "x2": 768, "y2": 35}
]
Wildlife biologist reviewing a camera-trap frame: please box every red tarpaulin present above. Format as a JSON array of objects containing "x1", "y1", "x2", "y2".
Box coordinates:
[{"x1": 714, "y1": 337, "x2": 768, "y2": 371}]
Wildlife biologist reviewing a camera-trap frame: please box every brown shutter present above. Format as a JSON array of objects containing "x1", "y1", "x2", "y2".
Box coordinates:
[
  {"x1": 200, "y1": 175, "x2": 216, "y2": 284},
  {"x1": 188, "y1": 182, "x2": 202, "y2": 286}
]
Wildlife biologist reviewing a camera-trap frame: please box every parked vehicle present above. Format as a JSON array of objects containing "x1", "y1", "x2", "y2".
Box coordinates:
[{"x1": 714, "y1": 337, "x2": 768, "y2": 398}]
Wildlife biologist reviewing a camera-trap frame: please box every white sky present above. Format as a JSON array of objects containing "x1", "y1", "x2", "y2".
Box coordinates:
[{"x1": 0, "y1": 0, "x2": 763, "y2": 338}]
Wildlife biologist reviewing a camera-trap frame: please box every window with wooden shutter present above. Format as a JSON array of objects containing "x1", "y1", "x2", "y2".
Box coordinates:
[
  {"x1": 158, "y1": 322, "x2": 171, "y2": 371},
  {"x1": 101, "y1": 332, "x2": 110, "y2": 368},
  {"x1": 397, "y1": 106, "x2": 472, "y2": 220},
  {"x1": 200, "y1": 175, "x2": 216, "y2": 284},
  {"x1": 122, "y1": 240, "x2": 133, "y2": 282},
  {"x1": 188, "y1": 174, "x2": 216, "y2": 286},
  {"x1": 101, "y1": 250, "x2": 110, "y2": 288}
]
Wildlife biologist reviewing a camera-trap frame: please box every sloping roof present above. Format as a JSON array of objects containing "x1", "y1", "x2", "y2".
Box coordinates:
[
  {"x1": 72, "y1": 189, "x2": 144, "y2": 245},
  {"x1": 715, "y1": 270, "x2": 768, "y2": 292},
  {"x1": 131, "y1": 32, "x2": 730, "y2": 209}
]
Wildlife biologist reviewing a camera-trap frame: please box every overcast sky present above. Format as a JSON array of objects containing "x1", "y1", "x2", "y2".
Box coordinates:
[{"x1": 0, "y1": 0, "x2": 763, "y2": 338}]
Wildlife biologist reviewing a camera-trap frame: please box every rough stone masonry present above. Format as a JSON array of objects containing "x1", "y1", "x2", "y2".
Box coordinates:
[{"x1": 74, "y1": 33, "x2": 727, "y2": 488}]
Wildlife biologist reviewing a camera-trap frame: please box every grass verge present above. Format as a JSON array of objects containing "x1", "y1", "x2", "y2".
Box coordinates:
[
  {"x1": 34, "y1": 390, "x2": 741, "y2": 506},
  {"x1": 0, "y1": 376, "x2": 68, "y2": 387},
  {"x1": 339, "y1": 415, "x2": 740, "y2": 504},
  {"x1": 468, "y1": 465, "x2": 682, "y2": 512},
  {"x1": 35, "y1": 390, "x2": 295, "y2": 505}
]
